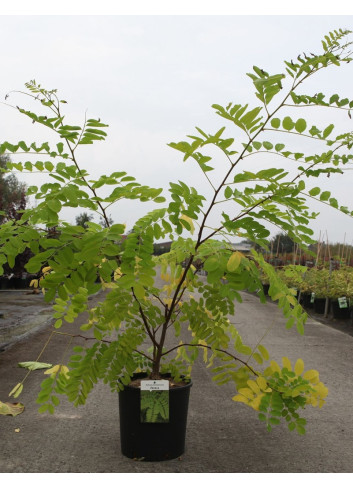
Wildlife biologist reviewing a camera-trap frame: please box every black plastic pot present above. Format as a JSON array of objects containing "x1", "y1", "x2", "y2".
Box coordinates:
[
  {"x1": 331, "y1": 300, "x2": 351, "y2": 320},
  {"x1": 300, "y1": 293, "x2": 314, "y2": 309},
  {"x1": 313, "y1": 298, "x2": 327, "y2": 314},
  {"x1": 0, "y1": 277, "x2": 8, "y2": 290},
  {"x1": 118, "y1": 373, "x2": 192, "y2": 461},
  {"x1": 262, "y1": 283, "x2": 270, "y2": 296}
]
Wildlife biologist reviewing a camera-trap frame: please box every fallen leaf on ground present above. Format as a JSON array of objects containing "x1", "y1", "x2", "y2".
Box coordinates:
[
  {"x1": 18, "y1": 361, "x2": 53, "y2": 371},
  {"x1": 0, "y1": 401, "x2": 25, "y2": 416}
]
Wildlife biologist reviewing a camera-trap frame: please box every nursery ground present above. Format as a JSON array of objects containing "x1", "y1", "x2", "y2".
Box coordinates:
[{"x1": 0, "y1": 282, "x2": 353, "y2": 473}]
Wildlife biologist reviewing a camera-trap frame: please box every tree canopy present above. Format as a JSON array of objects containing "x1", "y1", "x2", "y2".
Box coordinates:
[
  {"x1": 271, "y1": 233, "x2": 295, "y2": 254},
  {"x1": 0, "y1": 154, "x2": 27, "y2": 224},
  {"x1": 75, "y1": 212, "x2": 93, "y2": 229}
]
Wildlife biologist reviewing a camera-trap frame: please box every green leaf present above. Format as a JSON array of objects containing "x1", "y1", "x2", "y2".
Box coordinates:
[
  {"x1": 329, "y1": 94, "x2": 339, "y2": 104},
  {"x1": 285, "y1": 317, "x2": 295, "y2": 330},
  {"x1": 271, "y1": 118, "x2": 281, "y2": 129},
  {"x1": 309, "y1": 187, "x2": 320, "y2": 196},
  {"x1": 296, "y1": 424, "x2": 306, "y2": 435},
  {"x1": 252, "y1": 141, "x2": 262, "y2": 150},
  {"x1": 38, "y1": 404, "x2": 49, "y2": 414},
  {"x1": 320, "y1": 191, "x2": 331, "y2": 201},
  {"x1": 282, "y1": 117, "x2": 295, "y2": 130},
  {"x1": 133, "y1": 283, "x2": 145, "y2": 300},
  {"x1": 262, "y1": 141, "x2": 273, "y2": 150},
  {"x1": 269, "y1": 417, "x2": 280, "y2": 425},
  {"x1": 323, "y1": 124, "x2": 334, "y2": 139},
  {"x1": 45, "y1": 161, "x2": 54, "y2": 171},
  {"x1": 47, "y1": 199, "x2": 62, "y2": 213},
  {"x1": 329, "y1": 198, "x2": 338, "y2": 208},
  {"x1": 224, "y1": 186, "x2": 233, "y2": 199},
  {"x1": 51, "y1": 395, "x2": 60, "y2": 407},
  {"x1": 203, "y1": 256, "x2": 220, "y2": 272},
  {"x1": 295, "y1": 118, "x2": 307, "y2": 133}
]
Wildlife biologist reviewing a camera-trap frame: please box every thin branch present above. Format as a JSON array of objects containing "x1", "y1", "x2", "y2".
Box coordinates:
[
  {"x1": 131, "y1": 288, "x2": 159, "y2": 348},
  {"x1": 161, "y1": 342, "x2": 258, "y2": 376},
  {"x1": 283, "y1": 103, "x2": 352, "y2": 110},
  {"x1": 51, "y1": 331, "x2": 154, "y2": 361}
]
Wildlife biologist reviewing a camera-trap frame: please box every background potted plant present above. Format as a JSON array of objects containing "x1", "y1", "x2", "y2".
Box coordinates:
[
  {"x1": 327, "y1": 267, "x2": 353, "y2": 319},
  {"x1": 1, "y1": 29, "x2": 353, "y2": 460},
  {"x1": 298, "y1": 267, "x2": 316, "y2": 308},
  {"x1": 309, "y1": 268, "x2": 330, "y2": 314},
  {"x1": 276, "y1": 264, "x2": 308, "y2": 299}
]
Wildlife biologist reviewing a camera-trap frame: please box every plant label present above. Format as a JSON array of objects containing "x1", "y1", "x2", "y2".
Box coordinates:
[
  {"x1": 338, "y1": 297, "x2": 348, "y2": 309},
  {"x1": 141, "y1": 380, "x2": 169, "y2": 391},
  {"x1": 140, "y1": 380, "x2": 169, "y2": 423}
]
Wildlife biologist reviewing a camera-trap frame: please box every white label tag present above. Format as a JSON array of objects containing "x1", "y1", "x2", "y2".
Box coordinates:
[
  {"x1": 338, "y1": 296, "x2": 348, "y2": 309},
  {"x1": 141, "y1": 380, "x2": 169, "y2": 391}
]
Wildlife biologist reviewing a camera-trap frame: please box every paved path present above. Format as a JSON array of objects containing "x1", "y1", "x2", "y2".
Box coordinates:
[
  {"x1": 0, "y1": 291, "x2": 53, "y2": 351},
  {"x1": 0, "y1": 284, "x2": 353, "y2": 472}
]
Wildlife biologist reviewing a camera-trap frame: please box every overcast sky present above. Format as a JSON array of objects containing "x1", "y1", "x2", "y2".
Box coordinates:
[{"x1": 1, "y1": 10, "x2": 353, "y2": 244}]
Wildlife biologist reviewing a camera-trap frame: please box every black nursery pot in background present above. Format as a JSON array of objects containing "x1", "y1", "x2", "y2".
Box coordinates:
[
  {"x1": 118, "y1": 374, "x2": 192, "y2": 461},
  {"x1": 331, "y1": 300, "x2": 351, "y2": 320},
  {"x1": 262, "y1": 283, "x2": 270, "y2": 296},
  {"x1": 0, "y1": 277, "x2": 8, "y2": 290},
  {"x1": 300, "y1": 293, "x2": 313, "y2": 309},
  {"x1": 313, "y1": 298, "x2": 327, "y2": 314}
]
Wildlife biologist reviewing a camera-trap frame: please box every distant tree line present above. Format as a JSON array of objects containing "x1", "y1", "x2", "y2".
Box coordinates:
[{"x1": 0, "y1": 154, "x2": 27, "y2": 224}]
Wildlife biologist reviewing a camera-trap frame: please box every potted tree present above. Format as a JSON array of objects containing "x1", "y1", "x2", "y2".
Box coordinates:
[
  {"x1": 310, "y1": 268, "x2": 330, "y2": 314},
  {"x1": 327, "y1": 267, "x2": 353, "y2": 319},
  {"x1": 276, "y1": 264, "x2": 308, "y2": 300},
  {"x1": 1, "y1": 29, "x2": 353, "y2": 460},
  {"x1": 298, "y1": 267, "x2": 317, "y2": 309}
]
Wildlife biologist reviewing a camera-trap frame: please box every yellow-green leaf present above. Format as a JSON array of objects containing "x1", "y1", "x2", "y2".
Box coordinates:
[
  {"x1": 60, "y1": 365, "x2": 70, "y2": 378},
  {"x1": 294, "y1": 358, "x2": 305, "y2": 376},
  {"x1": 270, "y1": 360, "x2": 281, "y2": 373},
  {"x1": 180, "y1": 214, "x2": 195, "y2": 235},
  {"x1": 227, "y1": 251, "x2": 242, "y2": 272},
  {"x1": 256, "y1": 376, "x2": 270, "y2": 392},
  {"x1": 247, "y1": 379, "x2": 261, "y2": 394},
  {"x1": 8, "y1": 383, "x2": 23, "y2": 398},
  {"x1": 44, "y1": 365, "x2": 60, "y2": 376},
  {"x1": 238, "y1": 387, "x2": 255, "y2": 399},
  {"x1": 18, "y1": 361, "x2": 52, "y2": 371},
  {"x1": 252, "y1": 352, "x2": 263, "y2": 364},
  {"x1": 303, "y1": 369, "x2": 320, "y2": 384},
  {"x1": 232, "y1": 394, "x2": 250, "y2": 405},
  {"x1": 258, "y1": 344, "x2": 270, "y2": 361},
  {"x1": 272, "y1": 292, "x2": 284, "y2": 301},
  {"x1": 282, "y1": 357, "x2": 292, "y2": 371},
  {"x1": 286, "y1": 295, "x2": 297, "y2": 306}
]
